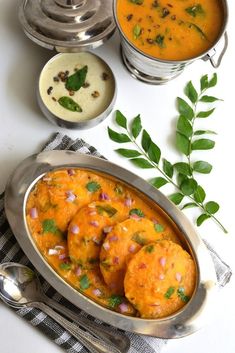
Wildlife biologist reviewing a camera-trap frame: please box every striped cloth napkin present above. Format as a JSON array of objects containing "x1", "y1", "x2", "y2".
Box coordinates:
[{"x1": 0, "y1": 132, "x2": 232, "y2": 353}]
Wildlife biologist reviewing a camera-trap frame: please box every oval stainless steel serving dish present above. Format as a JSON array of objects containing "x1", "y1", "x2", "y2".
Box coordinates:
[{"x1": 4, "y1": 150, "x2": 217, "y2": 339}]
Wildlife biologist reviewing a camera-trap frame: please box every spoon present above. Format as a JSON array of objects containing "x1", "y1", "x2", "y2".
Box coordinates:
[{"x1": 0, "y1": 262, "x2": 130, "y2": 353}]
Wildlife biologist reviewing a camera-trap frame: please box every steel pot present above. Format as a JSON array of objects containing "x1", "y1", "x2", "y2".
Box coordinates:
[{"x1": 113, "y1": 0, "x2": 229, "y2": 84}]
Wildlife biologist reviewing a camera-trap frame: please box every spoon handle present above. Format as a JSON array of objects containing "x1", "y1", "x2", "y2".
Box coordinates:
[
  {"x1": 45, "y1": 296, "x2": 130, "y2": 353},
  {"x1": 32, "y1": 301, "x2": 122, "y2": 353}
]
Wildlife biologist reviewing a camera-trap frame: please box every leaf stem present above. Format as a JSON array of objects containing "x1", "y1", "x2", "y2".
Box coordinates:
[{"x1": 125, "y1": 128, "x2": 228, "y2": 234}]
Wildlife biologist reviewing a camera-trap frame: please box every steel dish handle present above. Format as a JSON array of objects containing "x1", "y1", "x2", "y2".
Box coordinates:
[{"x1": 205, "y1": 32, "x2": 228, "y2": 68}]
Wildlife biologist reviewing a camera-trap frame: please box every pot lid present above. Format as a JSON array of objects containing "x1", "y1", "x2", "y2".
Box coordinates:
[{"x1": 19, "y1": 0, "x2": 116, "y2": 52}]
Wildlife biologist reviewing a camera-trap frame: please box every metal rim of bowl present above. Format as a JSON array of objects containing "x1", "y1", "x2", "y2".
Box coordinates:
[
  {"x1": 37, "y1": 52, "x2": 117, "y2": 130},
  {"x1": 113, "y1": 0, "x2": 229, "y2": 65},
  {"x1": 4, "y1": 150, "x2": 217, "y2": 339}
]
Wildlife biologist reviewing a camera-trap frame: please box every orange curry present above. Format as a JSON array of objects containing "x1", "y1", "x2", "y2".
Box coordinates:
[
  {"x1": 116, "y1": 0, "x2": 224, "y2": 61},
  {"x1": 26, "y1": 168, "x2": 196, "y2": 318}
]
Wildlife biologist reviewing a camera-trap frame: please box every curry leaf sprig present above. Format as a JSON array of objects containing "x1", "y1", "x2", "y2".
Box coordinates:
[{"x1": 108, "y1": 74, "x2": 227, "y2": 233}]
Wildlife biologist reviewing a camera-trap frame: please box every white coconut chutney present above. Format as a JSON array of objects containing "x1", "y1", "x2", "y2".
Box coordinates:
[{"x1": 39, "y1": 52, "x2": 115, "y2": 122}]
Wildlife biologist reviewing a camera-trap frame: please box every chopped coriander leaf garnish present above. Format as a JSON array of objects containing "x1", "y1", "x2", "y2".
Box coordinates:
[
  {"x1": 79, "y1": 274, "x2": 90, "y2": 290},
  {"x1": 86, "y1": 181, "x2": 101, "y2": 192},
  {"x1": 114, "y1": 185, "x2": 124, "y2": 194},
  {"x1": 130, "y1": 0, "x2": 144, "y2": 5},
  {"x1": 145, "y1": 244, "x2": 155, "y2": 253},
  {"x1": 177, "y1": 287, "x2": 190, "y2": 302},
  {"x1": 132, "y1": 232, "x2": 147, "y2": 245},
  {"x1": 154, "y1": 223, "x2": 164, "y2": 232},
  {"x1": 129, "y1": 208, "x2": 144, "y2": 217},
  {"x1": 133, "y1": 24, "x2": 142, "y2": 39},
  {"x1": 108, "y1": 295, "x2": 123, "y2": 308},
  {"x1": 42, "y1": 219, "x2": 59, "y2": 234},
  {"x1": 100, "y1": 259, "x2": 111, "y2": 269},
  {"x1": 185, "y1": 4, "x2": 205, "y2": 18},
  {"x1": 155, "y1": 34, "x2": 165, "y2": 48},
  {"x1": 96, "y1": 205, "x2": 117, "y2": 217},
  {"x1": 164, "y1": 286, "x2": 175, "y2": 299},
  {"x1": 59, "y1": 263, "x2": 71, "y2": 270}
]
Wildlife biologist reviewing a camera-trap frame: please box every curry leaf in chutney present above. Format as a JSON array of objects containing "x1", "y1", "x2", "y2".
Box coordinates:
[
  {"x1": 65, "y1": 65, "x2": 88, "y2": 91},
  {"x1": 58, "y1": 97, "x2": 82, "y2": 112}
]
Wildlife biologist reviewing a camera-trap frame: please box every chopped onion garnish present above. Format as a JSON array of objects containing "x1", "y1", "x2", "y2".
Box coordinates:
[
  {"x1": 103, "y1": 242, "x2": 110, "y2": 251},
  {"x1": 119, "y1": 303, "x2": 128, "y2": 313},
  {"x1": 71, "y1": 225, "x2": 80, "y2": 234},
  {"x1": 92, "y1": 237, "x2": 101, "y2": 245},
  {"x1": 159, "y1": 257, "x2": 166, "y2": 267},
  {"x1": 128, "y1": 244, "x2": 136, "y2": 253},
  {"x1": 138, "y1": 263, "x2": 147, "y2": 269},
  {"x1": 48, "y1": 248, "x2": 59, "y2": 255},
  {"x1": 129, "y1": 214, "x2": 141, "y2": 221},
  {"x1": 100, "y1": 192, "x2": 110, "y2": 201},
  {"x1": 42, "y1": 177, "x2": 52, "y2": 182},
  {"x1": 88, "y1": 204, "x2": 96, "y2": 209},
  {"x1": 89, "y1": 211, "x2": 97, "y2": 216},
  {"x1": 76, "y1": 266, "x2": 82, "y2": 276},
  {"x1": 151, "y1": 218, "x2": 159, "y2": 224},
  {"x1": 59, "y1": 254, "x2": 67, "y2": 260},
  {"x1": 55, "y1": 245, "x2": 65, "y2": 250},
  {"x1": 103, "y1": 226, "x2": 113, "y2": 233},
  {"x1": 159, "y1": 274, "x2": 165, "y2": 280},
  {"x1": 29, "y1": 208, "x2": 38, "y2": 219},
  {"x1": 124, "y1": 198, "x2": 132, "y2": 207},
  {"x1": 90, "y1": 220, "x2": 99, "y2": 227},
  {"x1": 109, "y1": 235, "x2": 118, "y2": 242},
  {"x1": 92, "y1": 288, "x2": 102, "y2": 297},
  {"x1": 66, "y1": 190, "x2": 76, "y2": 202},
  {"x1": 113, "y1": 256, "x2": 119, "y2": 265},
  {"x1": 67, "y1": 169, "x2": 75, "y2": 176},
  {"x1": 175, "y1": 272, "x2": 182, "y2": 282}
]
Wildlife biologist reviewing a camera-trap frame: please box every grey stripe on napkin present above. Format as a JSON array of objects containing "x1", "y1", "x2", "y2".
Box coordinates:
[{"x1": 0, "y1": 132, "x2": 232, "y2": 353}]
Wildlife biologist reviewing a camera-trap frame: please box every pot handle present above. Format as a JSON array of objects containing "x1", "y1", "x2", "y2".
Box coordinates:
[{"x1": 205, "y1": 32, "x2": 228, "y2": 68}]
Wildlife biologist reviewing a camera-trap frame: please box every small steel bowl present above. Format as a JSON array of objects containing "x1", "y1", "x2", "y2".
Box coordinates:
[
  {"x1": 4, "y1": 150, "x2": 217, "y2": 339},
  {"x1": 37, "y1": 52, "x2": 117, "y2": 129},
  {"x1": 113, "y1": 0, "x2": 229, "y2": 84}
]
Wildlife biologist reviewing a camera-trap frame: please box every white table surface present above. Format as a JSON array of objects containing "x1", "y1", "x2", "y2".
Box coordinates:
[{"x1": 0, "y1": 1, "x2": 235, "y2": 352}]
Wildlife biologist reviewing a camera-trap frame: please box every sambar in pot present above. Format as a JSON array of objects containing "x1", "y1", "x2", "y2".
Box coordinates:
[{"x1": 114, "y1": 0, "x2": 228, "y2": 84}]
